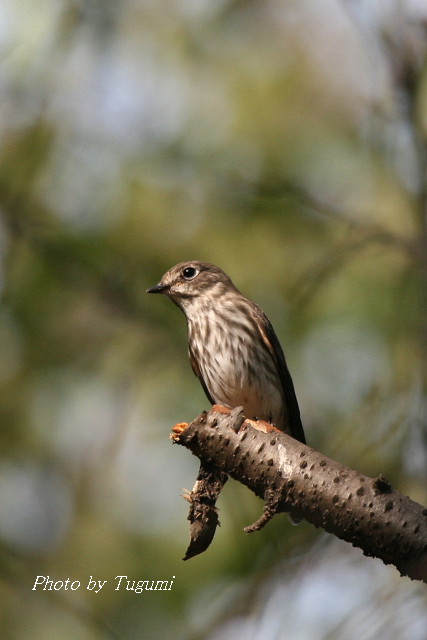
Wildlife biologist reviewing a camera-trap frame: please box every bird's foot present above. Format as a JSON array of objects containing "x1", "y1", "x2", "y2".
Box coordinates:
[
  {"x1": 211, "y1": 404, "x2": 232, "y2": 414},
  {"x1": 242, "y1": 418, "x2": 281, "y2": 434}
]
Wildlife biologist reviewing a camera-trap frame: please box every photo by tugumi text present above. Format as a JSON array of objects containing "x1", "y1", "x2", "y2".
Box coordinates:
[{"x1": 32, "y1": 575, "x2": 176, "y2": 593}]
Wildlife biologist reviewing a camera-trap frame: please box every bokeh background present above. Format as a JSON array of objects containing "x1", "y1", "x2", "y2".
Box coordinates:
[{"x1": 1, "y1": 1, "x2": 427, "y2": 638}]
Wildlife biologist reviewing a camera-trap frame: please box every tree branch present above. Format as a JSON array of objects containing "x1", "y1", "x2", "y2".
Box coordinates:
[{"x1": 172, "y1": 406, "x2": 427, "y2": 582}]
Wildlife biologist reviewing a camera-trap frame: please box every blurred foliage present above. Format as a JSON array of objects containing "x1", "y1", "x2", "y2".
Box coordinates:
[{"x1": 1, "y1": 1, "x2": 427, "y2": 639}]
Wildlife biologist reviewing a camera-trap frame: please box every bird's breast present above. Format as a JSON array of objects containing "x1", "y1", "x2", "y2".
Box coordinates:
[{"x1": 188, "y1": 313, "x2": 285, "y2": 427}]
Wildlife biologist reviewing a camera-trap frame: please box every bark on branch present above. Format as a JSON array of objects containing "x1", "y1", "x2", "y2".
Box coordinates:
[{"x1": 171, "y1": 406, "x2": 427, "y2": 583}]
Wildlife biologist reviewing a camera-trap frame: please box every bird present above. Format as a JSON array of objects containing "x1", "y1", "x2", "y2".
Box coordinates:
[{"x1": 146, "y1": 261, "x2": 305, "y2": 444}]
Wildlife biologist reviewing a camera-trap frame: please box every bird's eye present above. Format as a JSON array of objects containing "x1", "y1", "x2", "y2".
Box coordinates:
[{"x1": 182, "y1": 267, "x2": 198, "y2": 280}]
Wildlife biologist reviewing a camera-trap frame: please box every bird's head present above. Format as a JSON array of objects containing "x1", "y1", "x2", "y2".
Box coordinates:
[{"x1": 146, "y1": 261, "x2": 237, "y2": 312}]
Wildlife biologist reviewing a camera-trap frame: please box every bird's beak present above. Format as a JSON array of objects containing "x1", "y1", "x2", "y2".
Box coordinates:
[{"x1": 146, "y1": 282, "x2": 168, "y2": 294}]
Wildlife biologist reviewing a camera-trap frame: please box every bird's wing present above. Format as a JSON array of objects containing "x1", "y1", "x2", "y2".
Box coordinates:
[
  {"x1": 189, "y1": 346, "x2": 215, "y2": 405},
  {"x1": 254, "y1": 308, "x2": 306, "y2": 444}
]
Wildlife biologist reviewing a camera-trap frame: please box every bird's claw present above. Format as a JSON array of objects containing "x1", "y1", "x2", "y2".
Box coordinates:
[
  {"x1": 211, "y1": 404, "x2": 232, "y2": 415},
  {"x1": 242, "y1": 418, "x2": 281, "y2": 434}
]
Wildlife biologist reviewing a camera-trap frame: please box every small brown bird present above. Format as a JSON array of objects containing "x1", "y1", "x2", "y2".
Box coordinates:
[{"x1": 147, "y1": 261, "x2": 305, "y2": 444}]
